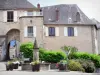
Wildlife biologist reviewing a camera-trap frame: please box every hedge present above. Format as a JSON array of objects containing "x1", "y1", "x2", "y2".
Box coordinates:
[
  {"x1": 39, "y1": 48, "x2": 67, "y2": 63},
  {"x1": 70, "y1": 52, "x2": 100, "y2": 68},
  {"x1": 20, "y1": 42, "x2": 33, "y2": 59}
]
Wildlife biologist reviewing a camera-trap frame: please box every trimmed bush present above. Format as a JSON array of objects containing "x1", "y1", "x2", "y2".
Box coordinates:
[
  {"x1": 67, "y1": 60, "x2": 85, "y2": 72},
  {"x1": 76, "y1": 59, "x2": 96, "y2": 73},
  {"x1": 20, "y1": 42, "x2": 33, "y2": 59},
  {"x1": 39, "y1": 48, "x2": 67, "y2": 63},
  {"x1": 70, "y1": 52, "x2": 100, "y2": 68}
]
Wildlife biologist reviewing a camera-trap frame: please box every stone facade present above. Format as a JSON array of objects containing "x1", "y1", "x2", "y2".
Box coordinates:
[{"x1": 0, "y1": 1, "x2": 99, "y2": 60}]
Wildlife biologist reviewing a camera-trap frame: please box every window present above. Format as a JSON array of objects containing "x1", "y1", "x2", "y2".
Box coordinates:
[
  {"x1": 27, "y1": 11, "x2": 33, "y2": 16},
  {"x1": 7, "y1": 11, "x2": 14, "y2": 22},
  {"x1": 49, "y1": 27, "x2": 55, "y2": 36},
  {"x1": 28, "y1": 26, "x2": 33, "y2": 37},
  {"x1": 68, "y1": 27, "x2": 74, "y2": 36}
]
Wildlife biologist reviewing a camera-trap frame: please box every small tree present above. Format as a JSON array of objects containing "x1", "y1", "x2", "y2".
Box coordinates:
[
  {"x1": 61, "y1": 46, "x2": 78, "y2": 59},
  {"x1": 20, "y1": 42, "x2": 33, "y2": 59}
]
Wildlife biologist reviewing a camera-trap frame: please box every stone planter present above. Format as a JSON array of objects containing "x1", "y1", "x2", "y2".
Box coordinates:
[
  {"x1": 21, "y1": 63, "x2": 31, "y2": 71},
  {"x1": 96, "y1": 68, "x2": 100, "y2": 73},
  {"x1": 58, "y1": 64, "x2": 67, "y2": 71},
  {"x1": 50, "y1": 63, "x2": 57, "y2": 69},
  {"x1": 32, "y1": 64, "x2": 40, "y2": 71},
  {"x1": 40, "y1": 63, "x2": 50, "y2": 71}
]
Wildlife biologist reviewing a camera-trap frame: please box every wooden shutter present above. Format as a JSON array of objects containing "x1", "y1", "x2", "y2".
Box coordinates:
[
  {"x1": 14, "y1": 11, "x2": 17, "y2": 22},
  {"x1": 56, "y1": 27, "x2": 59, "y2": 36},
  {"x1": 24, "y1": 26, "x2": 27, "y2": 37},
  {"x1": 64, "y1": 27, "x2": 68, "y2": 36},
  {"x1": 45, "y1": 27, "x2": 48, "y2": 36},
  {"x1": 3, "y1": 11, "x2": 7, "y2": 22},
  {"x1": 74, "y1": 27, "x2": 78, "y2": 36},
  {"x1": 33, "y1": 26, "x2": 36, "y2": 37}
]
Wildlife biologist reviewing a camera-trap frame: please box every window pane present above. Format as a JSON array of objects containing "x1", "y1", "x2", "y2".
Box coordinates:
[
  {"x1": 27, "y1": 11, "x2": 33, "y2": 16},
  {"x1": 49, "y1": 27, "x2": 55, "y2": 36},
  {"x1": 28, "y1": 26, "x2": 33, "y2": 37},
  {"x1": 68, "y1": 27, "x2": 74, "y2": 36},
  {"x1": 7, "y1": 11, "x2": 13, "y2": 22}
]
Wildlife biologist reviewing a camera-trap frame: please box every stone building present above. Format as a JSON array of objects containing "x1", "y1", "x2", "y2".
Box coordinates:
[{"x1": 0, "y1": 0, "x2": 99, "y2": 61}]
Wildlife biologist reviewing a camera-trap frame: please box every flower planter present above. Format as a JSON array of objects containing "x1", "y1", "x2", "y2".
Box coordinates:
[
  {"x1": 58, "y1": 64, "x2": 67, "y2": 71},
  {"x1": 6, "y1": 64, "x2": 14, "y2": 71},
  {"x1": 13, "y1": 64, "x2": 18, "y2": 69},
  {"x1": 40, "y1": 63, "x2": 50, "y2": 71},
  {"x1": 22, "y1": 63, "x2": 32, "y2": 71},
  {"x1": 32, "y1": 64, "x2": 40, "y2": 71},
  {"x1": 96, "y1": 68, "x2": 100, "y2": 73},
  {"x1": 50, "y1": 63, "x2": 57, "y2": 69}
]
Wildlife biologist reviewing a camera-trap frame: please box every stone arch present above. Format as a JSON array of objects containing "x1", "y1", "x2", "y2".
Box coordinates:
[
  {"x1": 6, "y1": 29, "x2": 20, "y2": 60},
  {"x1": 6, "y1": 29, "x2": 20, "y2": 44}
]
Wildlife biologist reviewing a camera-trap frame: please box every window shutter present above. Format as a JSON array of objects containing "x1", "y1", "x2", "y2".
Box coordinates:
[
  {"x1": 24, "y1": 26, "x2": 27, "y2": 37},
  {"x1": 56, "y1": 27, "x2": 59, "y2": 36},
  {"x1": 74, "y1": 27, "x2": 78, "y2": 36},
  {"x1": 33, "y1": 26, "x2": 36, "y2": 37},
  {"x1": 45, "y1": 27, "x2": 48, "y2": 36},
  {"x1": 3, "y1": 11, "x2": 7, "y2": 22},
  {"x1": 64, "y1": 27, "x2": 68, "y2": 36},
  {"x1": 14, "y1": 11, "x2": 17, "y2": 22}
]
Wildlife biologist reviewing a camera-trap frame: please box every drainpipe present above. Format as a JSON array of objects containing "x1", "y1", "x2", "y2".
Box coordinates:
[{"x1": 91, "y1": 25, "x2": 96, "y2": 54}]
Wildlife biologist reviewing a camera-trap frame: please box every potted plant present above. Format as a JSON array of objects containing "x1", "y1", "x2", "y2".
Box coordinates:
[
  {"x1": 12, "y1": 61, "x2": 19, "y2": 69},
  {"x1": 12, "y1": 58, "x2": 20, "y2": 69},
  {"x1": 57, "y1": 60, "x2": 67, "y2": 71},
  {"x1": 6, "y1": 61, "x2": 14, "y2": 71},
  {"x1": 31, "y1": 61, "x2": 40, "y2": 71}
]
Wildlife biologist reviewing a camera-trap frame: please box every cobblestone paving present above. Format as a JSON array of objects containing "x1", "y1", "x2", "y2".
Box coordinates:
[{"x1": 0, "y1": 62, "x2": 99, "y2": 75}]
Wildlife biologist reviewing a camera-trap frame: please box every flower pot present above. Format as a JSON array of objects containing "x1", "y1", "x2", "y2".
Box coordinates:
[
  {"x1": 6, "y1": 64, "x2": 14, "y2": 71},
  {"x1": 32, "y1": 64, "x2": 40, "y2": 71},
  {"x1": 58, "y1": 64, "x2": 67, "y2": 71},
  {"x1": 13, "y1": 64, "x2": 18, "y2": 69}
]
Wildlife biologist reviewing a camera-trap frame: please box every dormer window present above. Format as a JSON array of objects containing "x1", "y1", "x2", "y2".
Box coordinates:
[
  {"x1": 76, "y1": 12, "x2": 80, "y2": 22},
  {"x1": 56, "y1": 8, "x2": 59, "y2": 21}
]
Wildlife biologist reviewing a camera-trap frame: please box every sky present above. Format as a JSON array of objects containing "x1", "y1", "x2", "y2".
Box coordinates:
[{"x1": 28, "y1": 0, "x2": 100, "y2": 22}]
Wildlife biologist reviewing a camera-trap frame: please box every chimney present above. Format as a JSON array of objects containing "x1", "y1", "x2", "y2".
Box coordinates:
[
  {"x1": 37, "y1": 3, "x2": 40, "y2": 9},
  {"x1": 56, "y1": 8, "x2": 59, "y2": 21}
]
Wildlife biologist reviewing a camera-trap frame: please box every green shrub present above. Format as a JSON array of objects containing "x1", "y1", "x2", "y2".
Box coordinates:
[
  {"x1": 76, "y1": 59, "x2": 95, "y2": 73},
  {"x1": 39, "y1": 48, "x2": 46, "y2": 61},
  {"x1": 70, "y1": 52, "x2": 100, "y2": 68},
  {"x1": 20, "y1": 42, "x2": 33, "y2": 59},
  {"x1": 39, "y1": 48, "x2": 66, "y2": 63},
  {"x1": 67, "y1": 60, "x2": 85, "y2": 72}
]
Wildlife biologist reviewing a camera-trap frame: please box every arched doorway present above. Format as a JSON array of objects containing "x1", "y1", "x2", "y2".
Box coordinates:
[{"x1": 6, "y1": 29, "x2": 20, "y2": 60}]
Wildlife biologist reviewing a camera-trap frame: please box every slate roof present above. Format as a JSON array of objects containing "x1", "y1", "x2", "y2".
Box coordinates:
[
  {"x1": 91, "y1": 18, "x2": 100, "y2": 29},
  {"x1": 0, "y1": 0, "x2": 36, "y2": 10},
  {"x1": 42, "y1": 4, "x2": 95, "y2": 25}
]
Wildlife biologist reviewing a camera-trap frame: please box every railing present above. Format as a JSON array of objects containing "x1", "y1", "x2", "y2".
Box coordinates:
[{"x1": 28, "y1": 33, "x2": 33, "y2": 37}]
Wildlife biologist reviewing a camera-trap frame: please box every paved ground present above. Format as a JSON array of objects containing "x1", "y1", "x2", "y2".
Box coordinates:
[{"x1": 0, "y1": 62, "x2": 100, "y2": 75}]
